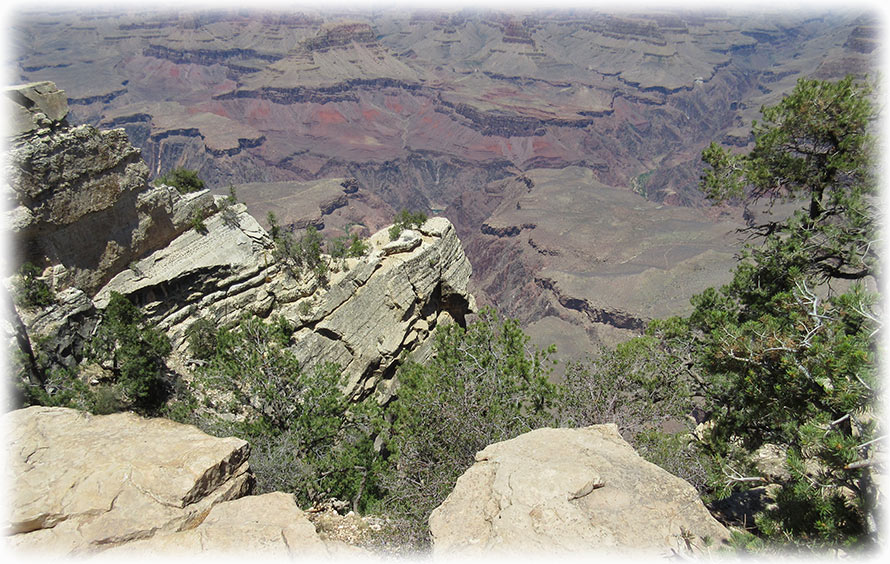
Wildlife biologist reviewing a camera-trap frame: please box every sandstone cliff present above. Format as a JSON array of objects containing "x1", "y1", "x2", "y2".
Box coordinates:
[{"x1": 4, "y1": 81, "x2": 475, "y2": 401}]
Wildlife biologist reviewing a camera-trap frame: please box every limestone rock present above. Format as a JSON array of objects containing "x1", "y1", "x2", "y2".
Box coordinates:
[
  {"x1": 286, "y1": 217, "x2": 475, "y2": 397},
  {"x1": 96, "y1": 212, "x2": 474, "y2": 399},
  {"x1": 5, "y1": 406, "x2": 253, "y2": 555},
  {"x1": 3, "y1": 81, "x2": 69, "y2": 136},
  {"x1": 429, "y1": 425, "x2": 730, "y2": 557},
  {"x1": 3, "y1": 81, "x2": 203, "y2": 294},
  {"x1": 100, "y1": 492, "x2": 331, "y2": 557}
]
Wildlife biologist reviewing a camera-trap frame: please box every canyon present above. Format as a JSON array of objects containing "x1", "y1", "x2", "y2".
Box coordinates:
[{"x1": 9, "y1": 6, "x2": 880, "y2": 356}]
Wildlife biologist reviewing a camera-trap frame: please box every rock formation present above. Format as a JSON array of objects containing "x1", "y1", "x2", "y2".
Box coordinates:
[
  {"x1": 3, "y1": 81, "x2": 214, "y2": 295},
  {"x1": 429, "y1": 425, "x2": 730, "y2": 557},
  {"x1": 3, "y1": 406, "x2": 355, "y2": 557},
  {"x1": 13, "y1": 10, "x2": 878, "y2": 365},
  {"x1": 4, "y1": 80, "x2": 475, "y2": 402}
]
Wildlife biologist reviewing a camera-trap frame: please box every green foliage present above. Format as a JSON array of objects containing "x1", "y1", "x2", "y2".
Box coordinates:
[
  {"x1": 155, "y1": 167, "x2": 205, "y2": 194},
  {"x1": 701, "y1": 75, "x2": 877, "y2": 282},
  {"x1": 189, "y1": 206, "x2": 208, "y2": 234},
  {"x1": 347, "y1": 234, "x2": 370, "y2": 258},
  {"x1": 186, "y1": 317, "x2": 219, "y2": 360},
  {"x1": 559, "y1": 336, "x2": 692, "y2": 434},
  {"x1": 381, "y1": 307, "x2": 557, "y2": 547},
  {"x1": 13, "y1": 262, "x2": 55, "y2": 309},
  {"x1": 388, "y1": 209, "x2": 428, "y2": 240},
  {"x1": 187, "y1": 315, "x2": 384, "y2": 511},
  {"x1": 267, "y1": 213, "x2": 329, "y2": 283},
  {"x1": 219, "y1": 185, "x2": 241, "y2": 228},
  {"x1": 88, "y1": 292, "x2": 172, "y2": 410},
  {"x1": 689, "y1": 76, "x2": 880, "y2": 550}
]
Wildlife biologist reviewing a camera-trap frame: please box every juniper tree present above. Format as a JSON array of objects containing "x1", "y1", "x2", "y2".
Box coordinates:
[{"x1": 684, "y1": 76, "x2": 880, "y2": 550}]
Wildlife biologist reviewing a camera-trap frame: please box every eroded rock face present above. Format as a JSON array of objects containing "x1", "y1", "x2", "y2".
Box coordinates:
[
  {"x1": 3, "y1": 81, "x2": 212, "y2": 294},
  {"x1": 5, "y1": 81, "x2": 475, "y2": 403},
  {"x1": 429, "y1": 425, "x2": 730, "y2": 557},
  {"x1": 95, "y1": 209, "x2": 475, "y2": 399}
]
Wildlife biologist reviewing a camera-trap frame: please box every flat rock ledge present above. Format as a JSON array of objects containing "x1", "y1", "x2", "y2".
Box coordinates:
[
  {"x1": 3, "y1": 406, "x2": 354, "y2": 558},
  {"x1": 429, "y1": 425, "x2": 731, "y2": 557}
]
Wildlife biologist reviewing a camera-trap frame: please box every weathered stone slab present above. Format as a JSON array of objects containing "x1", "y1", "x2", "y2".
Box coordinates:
[
  {"x1": 430, "y1": 425, "x2": 730, "y2": 557},
  {"x1": 5, "y1": 406, "x2": 253, "y2": 555}
]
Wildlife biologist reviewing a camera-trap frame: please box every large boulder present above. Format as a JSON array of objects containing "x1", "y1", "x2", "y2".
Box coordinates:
[
  {"x1": 4, "y1": 406, "x2": 252, "y2": 555},
  {"x1": 429, "y1": 425, "x2": 731, "y2": 557},
  {"x1": 3, "y1": 406, "x2": 368, "y2": 558}
]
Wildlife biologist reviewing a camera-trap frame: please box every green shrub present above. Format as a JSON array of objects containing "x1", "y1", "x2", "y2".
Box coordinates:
[
  {"x1": 189, "y1": 315, "x2": 384, "y2": 511},
  {"x1": 186, "y1": 317, "x2": 219, "y2": 360},
  {"x1": 267, "y1": 213, "x2": 328, "y2": 283},
  {"x1": 388, "y1": 209, "x2": 427, "y2": 240},
  {"x1": 88, "y1": 292, "x2": 172, "y2": 410},
  {"x1": 190, "y1": 207, "x2": 208, "y2": 234},
  {"x1": 381, "y1": 307, "x2": 557, "y2": 548},
  {"x1": 347, "y1": 233, "x2": 370, "y2": 257},
  {"x1": 13, "y1": 262, "x2": 54, "y2": 309},
  {"x1": 155, "y1": 167, "x2": 205, "y2": 194}
]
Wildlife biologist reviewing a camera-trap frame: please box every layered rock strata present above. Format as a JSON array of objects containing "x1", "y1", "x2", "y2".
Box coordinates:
[
  {"x1": 5, "y1": 81, "x2": 475, "y2": 401},
  {"x1": 429, "y1": 425, "x2": 730, "y2": 557},
  {"x1": 3, "y1": 82, "x2": 215, "y2": 295}
]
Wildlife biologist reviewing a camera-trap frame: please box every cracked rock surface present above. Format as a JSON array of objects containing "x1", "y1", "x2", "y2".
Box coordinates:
[
  {"x1": 4, "y1": 406, "x2": 364, "y2": 557},
  {"x1": 429, "y1": 425, "x2": 730, "y2": 557},
  {"x1": 5, "y1": 406, "x2": 253, "y2": 554}
]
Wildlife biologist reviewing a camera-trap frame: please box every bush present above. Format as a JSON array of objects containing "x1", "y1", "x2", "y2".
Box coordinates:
[
  {"x1": 186, "y1": 317, "x2": 219, "y2": 360},
  {"x1": 188, "y1": 315, "x2": 384, "y2": 511},
  {"x1": 155, "y1": 167, "x2": 205, "y2": 194},
  {"x1": 381, "y1": 307, "x2": 557, "y2": 548},
  {"x1": 388, "y1": 209, "x2": 427, "y2": 240},
  {"x1": 88, "y1": 292, "x2": 172, "y2": 410},
  {"x1": 13, "y1": 262, "x2": 54, "y2": 309},
  {"x1": 267, "y1": 213, "x2": 329, "y2": 283},
  {"x1": 189, "y1": 206, "x2": 208, "y2": 234}
]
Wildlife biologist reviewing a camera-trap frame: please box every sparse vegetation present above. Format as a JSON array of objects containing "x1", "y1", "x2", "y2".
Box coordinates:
[
  {"x1": 12, "y1": 262, "x2": 55, "y2": 309},
  {"x1": 189, "y1": 206, "x2": 208, "y2": 234},
  {"x1": 154, "y1": 167, "x2": 205, "y2": 194},
  {"x1": 219, "y1": 184, "x2": 241, "y2": 228},
  {"x1": 388, "y1": 209, "x2": 427, "y2": 240},
  {"x1": 267, "y1": 212, "x2": 329, "y2": 283}
]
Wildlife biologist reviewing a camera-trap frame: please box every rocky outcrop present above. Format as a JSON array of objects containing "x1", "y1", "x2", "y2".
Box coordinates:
[
  {"x1": 429, "y1": 425, "x2": 730, "y2": 557},
  {"x1": 90, "y1": 208, "x2": 474, "y2": 399},
  {"x1": 4, "y1": 406, "x2": 357, "y2": 557},
  {"x1": 283, "y1": 218, "x2": 475, "y2": 398},
  {"x1": 3, "y1": 81, "x2": 213, "y2": 294},
  {"x1": 5, "y1": 81, "x2": 475, "y2": 403}
]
